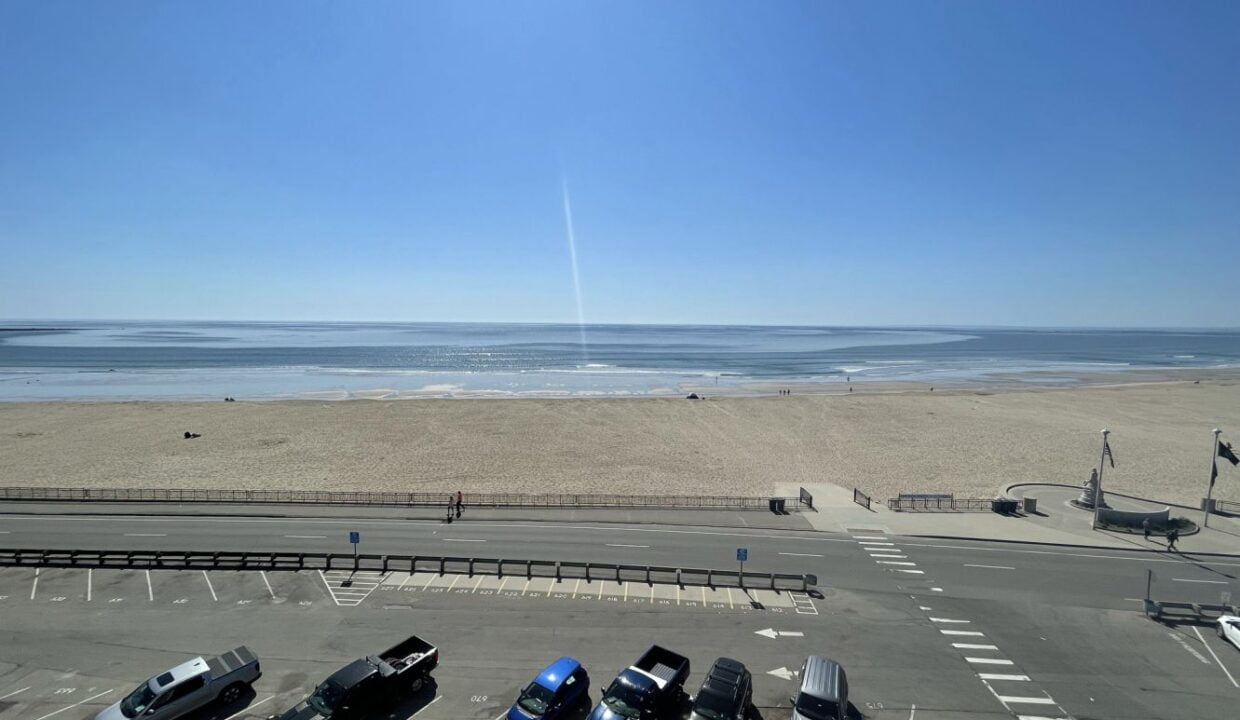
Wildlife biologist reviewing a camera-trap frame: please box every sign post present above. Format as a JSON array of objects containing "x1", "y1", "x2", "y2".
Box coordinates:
[
  {"x1": 349, "y1": 531, "x2": 360, "y2": 558},
  {"x1": 737, "y1": 547, "x2": 748, "y2": 579}
]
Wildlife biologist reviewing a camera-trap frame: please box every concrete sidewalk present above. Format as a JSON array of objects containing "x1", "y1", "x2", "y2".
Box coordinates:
[{"x1": 780, "y1": 481, "x2": 1240, "y2": 555}]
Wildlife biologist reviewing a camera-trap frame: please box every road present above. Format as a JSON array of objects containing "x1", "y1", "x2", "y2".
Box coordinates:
[{"x1": 1, "y1": 507, "x2": 1239, "y2": 719}]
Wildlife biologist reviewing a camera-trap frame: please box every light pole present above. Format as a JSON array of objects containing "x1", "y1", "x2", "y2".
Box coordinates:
[
  {"x1": 1092, "y1": 428, "x2": 1110, "y2": 530},
  {"x1": 1203, "y1": 428, "x2": 1221, "y2": 528}
]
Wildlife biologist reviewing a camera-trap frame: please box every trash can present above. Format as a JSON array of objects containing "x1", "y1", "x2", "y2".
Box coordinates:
[
  {"x1": 992, "y1": 498, "x2": 1018, "y2": 514},
  {"x1": 776, "y1": 498, "x2": 786, "y2": 513},
  {"x1": 1023, "y1": 496, "x2": 1038, "y2": 514},
  {"x1": 769, "y1": 498, "x2": 778, "y2": 512}
]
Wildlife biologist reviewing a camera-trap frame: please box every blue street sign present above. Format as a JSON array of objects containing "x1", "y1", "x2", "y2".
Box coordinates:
[
  {"x1": 737, "y1": 548, "x2": 748, "y2": 562},
  {"x1": 349, "y1": 531, "x2": 360, "y2": 544}
]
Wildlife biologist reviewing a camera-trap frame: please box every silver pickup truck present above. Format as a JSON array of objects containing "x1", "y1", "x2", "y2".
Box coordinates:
[{"x1": 95, "y1": 646, "x2": 261, "y2": 720}]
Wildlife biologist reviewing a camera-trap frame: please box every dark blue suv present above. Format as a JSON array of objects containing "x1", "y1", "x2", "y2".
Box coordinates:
[{"x1": 508, "y1": 657, "x2": 591, "y2": 720}]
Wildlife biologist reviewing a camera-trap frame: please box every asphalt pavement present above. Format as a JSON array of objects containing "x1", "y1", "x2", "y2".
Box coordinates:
[{"x1": 2, "y1": 504, "x2": 1239, "y2": 719}]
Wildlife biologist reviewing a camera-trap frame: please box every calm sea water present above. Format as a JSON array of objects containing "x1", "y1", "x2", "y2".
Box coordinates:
[{"x1": 2, "y1": 321, "x2": 1239, "y2": 400}]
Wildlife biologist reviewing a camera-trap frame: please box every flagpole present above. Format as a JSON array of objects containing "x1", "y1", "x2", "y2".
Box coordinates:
[
  {"x1": 1203, "y1": 428, "x2": 1221, "y2": 529},
  {"x1": 1093, "y1": 428, "x2": 1109, "y2": 530}
]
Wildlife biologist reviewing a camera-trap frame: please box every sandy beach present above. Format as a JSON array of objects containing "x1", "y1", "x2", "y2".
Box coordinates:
[{"x1": 2, "y1": 380, "x2": 1239, "y2": 507}]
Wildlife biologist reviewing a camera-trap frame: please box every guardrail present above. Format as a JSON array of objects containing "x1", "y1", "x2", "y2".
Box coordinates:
[
  {"x1": 852, "y1": 488, "x2": 871, "y2": 510},
  {"x1": 1216, "y1": 499, "x2": 1240, "y2": 516},
  {"x1": 0, "y1": 548, "x2": 818, "y2": 592},
  {"x1": 0, "y1": 486, "x2": 806, "y2": 511},
  {"x1": 887, "y1": 495, "x2": 994, "y2": 512},
  {"x1": 1144, "y1": 598, "x2": 1239, "y2": 620}
]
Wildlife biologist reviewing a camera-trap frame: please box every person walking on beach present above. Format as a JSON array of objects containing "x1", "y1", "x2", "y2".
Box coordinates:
[
  {"x1": 1142, "y1": 517, "x2": 1151, "y2": 541},
  {"x1": 1166, "y1": 527, "x2": 1179, "y2": 551},
  {"x1": 455, "y1": 491, "x2": 463, "y2": 519}
]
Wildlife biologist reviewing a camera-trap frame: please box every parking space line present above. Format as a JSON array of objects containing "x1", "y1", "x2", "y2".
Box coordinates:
[
  {"x1": 599, "y1": 582, "x2": 606, "y2": 600},
  {"x1": 650, "y1": 584, "x2": 655, "y2": 603},
  {"x1": 964, "y1": 564, "x2": 1015, "y2": 570},
  {"x1": 953, "y1": 643, "x2": 998, "y2": 650},
  {"x1": 967, "y1": 658, "x2": 1015, "y2": 665},
  {"x1": 869, "y1": 554, "x2": 907, "y2": 559},
  {"x1": 859, "y1": 541, "x2": 896, "y2": 546},
  {"x1": 941, "y1": 630, "x2": 985, "y2": 636},
  {"x1": 1193, "y1": 626, "x2": 1239, "y2": 688},
  {"x1": 930, "y1": 618, "x2": 971, "y2": 623},
  {"x1": 202, "y1": 571, "x2": 219, "y2": 601},
  {"x1": 33, "y1": 688, "x2": 113, "y2": 720},
  {"x1": 30, "y1": 567, "x2": 39, "y2": 600},
  {"x1": 498, "y1": 577, "x2": 509, "y2": 594},
  {"x1": 978, "y1": 673, "x2": 1030, "y2": 681},
  {"x1": 424, "y1": 573, "x2": 439, "y2": 590},
  {"x1": 521, "y1": 578, "x2": 531, "y2": 596},
  {"x1": 1172, "y1": 578, "x2": 1228, "y2": 584},
  {"x1": 471, "y1": 576, "x2": 484, "y2": 593},
  {"x1": 446, "y1": 575, "x2": 461, "y2": 592},
  {"x1": 123, "y1": 533, "x2": 167, "y2": 537},
  {"x1": 996, "y1": 696, "x2": 1055, "y2": 705},
  {"x1": 0, "y1": 686, "x2": 30, "y2": 700},
  {"x1": 222, "y1": 695, "x2": 273, "y2": 720},
  {"x1": 145, "y1": 570, "x2": 153, "y2": 601},
  {"x1": 877, "y1": 561, "x2": 918, "y2": 566},
  {"x1": 701, "y1": 586, "x2": 707, "y2": 604},
  {"x1": 260, "y1": 571, "x2": 277, "y2": 600},
  {"x1": 894, "y1": 569, "x2": 925, "y2": 574},
  {"x1": 571, "y1": 579, "x2": 581, "y2": 598},
  {"x1": 779, "y1": 552, "x2": 824, "y2": 557},
  {"x1": 726, "y1": 587, "x2": 734, "y2": 609},
  {"x1": 87, "y1": 568, "x2": 92, "y2": 602}
]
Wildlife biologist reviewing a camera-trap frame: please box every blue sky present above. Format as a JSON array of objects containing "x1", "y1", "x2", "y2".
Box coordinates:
[{"x1": 1, "y1": 1, "x2": 1237, "y2": 326}]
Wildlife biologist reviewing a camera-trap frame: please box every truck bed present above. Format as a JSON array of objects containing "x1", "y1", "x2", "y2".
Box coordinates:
[
  {"x1": 374, "y1": 635, "x2": 437, "y2": 674},
  {"x1": 205, "y1": 646, "x2": 258, "y2": 679},
  {"x1": 631, "y1": 645, "x2": 689, "y2": 690}
]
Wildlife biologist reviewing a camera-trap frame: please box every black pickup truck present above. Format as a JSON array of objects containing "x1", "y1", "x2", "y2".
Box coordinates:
[
  {"x1": 587, "y1": 645, "x2": 690, "y2": 720},
  {"x1": 270, "y1": 635, "x2": 438, "y2": 720}
]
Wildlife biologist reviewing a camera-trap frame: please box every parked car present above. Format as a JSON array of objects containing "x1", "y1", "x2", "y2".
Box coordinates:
[
  {"x1": 1218, "y1": 614, "x2": 1240, "y2": 650},
  {"x1": 96, "y1": 646, "x2": 261, "y2": 720},
  {"x1": 508, "y1": 657, "x2": 591, "y2": 720},
  {"x1": 789, "y1": 656, "x2": 848, "y2": 720},
  {"x1": 588, "y1": 645, "x2": 689, "y2": 720},
  {"x1": 689, "y1": 658, "x2": 751, "y2": 720},
  {"x1": 269, "y1": 634, "x2": 438, "y2": 720}
]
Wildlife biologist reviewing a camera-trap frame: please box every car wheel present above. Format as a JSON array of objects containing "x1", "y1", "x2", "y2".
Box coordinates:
[
  {"x1": 410, "y1": 676, "x2": 425, "y2": 694},
  {"x1": 218, "y1": 683, "x2": 244, "y2": 705},
  {"x1": 1219, "y1": 624, "x2": 1227, "y2": 639}
]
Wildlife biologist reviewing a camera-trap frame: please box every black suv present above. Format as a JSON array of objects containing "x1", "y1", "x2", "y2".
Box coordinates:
[{"x1": 689, "y1": 657, "x2": 752, "y2": 720}]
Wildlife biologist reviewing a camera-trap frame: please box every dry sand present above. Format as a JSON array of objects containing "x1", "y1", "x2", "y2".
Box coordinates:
[{"x1": 2, "y1": 380, "x2": 1239, "y2": 506}]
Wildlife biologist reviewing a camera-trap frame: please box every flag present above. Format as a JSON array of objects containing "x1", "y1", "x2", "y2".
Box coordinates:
[
  {"x1": 1220, "y1": 441, "x2": 1240, "y2": 467},
  {"x1": 1103, "y1": 439, "x2": 1115, "y2": 468},
  {"x1": 1212, "y1": 457, "x2": 1218, "y2": 487}
]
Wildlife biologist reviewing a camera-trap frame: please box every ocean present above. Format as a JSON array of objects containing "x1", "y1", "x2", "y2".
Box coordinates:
[{"x1": 2, "y1": 321, "x2": 1239, "y2": 400}]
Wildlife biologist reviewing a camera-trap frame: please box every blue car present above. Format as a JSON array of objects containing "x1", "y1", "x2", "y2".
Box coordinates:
[{"x1": 509, "y1": 657, "x2": 590, "y2": 720}]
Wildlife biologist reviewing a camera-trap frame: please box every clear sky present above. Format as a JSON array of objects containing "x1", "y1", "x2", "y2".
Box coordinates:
[{"x1": 1, "y1": 1, "x2": 1237, "y2": 327}]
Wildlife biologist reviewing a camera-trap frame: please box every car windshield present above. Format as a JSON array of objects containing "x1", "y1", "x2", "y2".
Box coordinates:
[
  {"x1": 517, "y1": 682, "x2": 556, "y2": 715},
  {"x1": 601, "y1": 684, "x2": 644, "y2": 719},
  {"x1": 692, "y1": 690, "x2": 734, "y2": 720},
  {"x1": 120, "y1": 682, "x2": 158, "y2": 718},
  {"x1": 307, "y1": 681, "x2": 345, "y2": 717},
  {"x1": 794, "y1": 694, "x2": 838, "y2": 720}
]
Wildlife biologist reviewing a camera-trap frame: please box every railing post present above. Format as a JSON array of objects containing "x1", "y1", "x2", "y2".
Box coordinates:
[
  {"x1": 769, "y1": 573, "x2": 776, "y2": 590},
  {"x1": 555, "y1": 562, "x2": 561, "y2": 582},
  {"x1": 707, "y1": 569, "x2": 713, "y2": 588},
  {"x1": 439, "y1": 557, "x2": 446, "y2": 576},
  {"x1": 527, "y1": 560, "x2": 532, "y2": 580},
  {"x1": 497, "y1": 559, "x2": 503, "y2": 579},
  {"x1": 616, "y1": 565, "x2": 622, "y2": 585},
  {"x1": 676, "y1": 568, "x2": 682, "y2": 589},
  {"x1": 468, "y1": 558, "x2": 475, "y2": 578},
  {"x1": 585, "y1": 563, "x2": 591, "y2": 582},
  {"x1": 645, "y1": 566, "x2": 651, "y2": 585}
]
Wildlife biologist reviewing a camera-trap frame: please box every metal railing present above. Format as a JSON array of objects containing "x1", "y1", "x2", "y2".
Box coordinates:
[
  {"x1": 853, "y1": 488, "x2": 871, "y2": 510},
  {"x1": 1215, "y1": 499, "x2": 1240, "y2": 515},
  {"x1": 887, "y1": 495, "x2": 994, "y2": 512},
  {"x1": 0, "y1": 547, "x2": 817, "y2": 592},
  {"x1": 0, "y1": 486, "x2": 806, "y2": 511},
  {"x1": 799, "y1": 487, "x2": 814, "y2": 509}
]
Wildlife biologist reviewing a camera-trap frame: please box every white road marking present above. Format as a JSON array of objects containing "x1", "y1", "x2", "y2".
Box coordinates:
[
  {"x1": 930, "y1": 618, "x2": 971, "y2": 623},
  {"x1": 471, "y1": 576, "x2": 485, "y2": 593},
  {"x1": 894, "y1": 569, "x2": 925, "y2": 574},
  {"x1": 1015, "y1": 716, "x2": 1071, "y2": 720},
  {"x1": 978, "y1": 673, "x2": 1030, "y2": 681},
  {"x1": 907, "y1": 704, "x2": 915, "y2": 720},
  {"x1": 87, "y1": 568, "x2": 92, "y2": 602},
  {"x1": 260, "y1": 571, "x2": 277, "y2": 599},
  {"x1": 32, "y1": 689, "x2": 113, "y2": 720},
  {"x1": 953, "y1": 643, "x2": 998, "y2": 650},
  {"x1": 423, "y1": 573, "x2": 439, "y2": 591},
  {"x1": 964, "y1": 564, "x2": 1015, "y2": 570},
  {"x1": 931, "y1": 587, "x2": 944, "y2": 592},
  {"x1": 497, "y1": 577, "x2": 509, "y2": 594},
  {"x1": 859, "y1": 541, "x2": 896, "y2": 546},
  {"x1": 1193, "y1": 625, "x2": 1239, "y2": 688},
  {"x1": 996, "y1": 696, "x2": 1055, "y2": 705},
  {"x1": 868, "y1": 553, "x2": 908, "y2": 558},
  {"x1": 779, "y1": 552, "x2": 824, "y2": 557},
  {"x1": 1168, "y1": 631, "x2": 1211, "y2": 664},
  {"x1": 442, "y1": 538, "x2": 485, "y2": 543},
  {"x1": 877, "y1": 561, "x2": 918, "y2": 566},
  {"x1": 283, "y1": 535, "x2": 327, "y2": 539},
  {"x1": 446, "y1": 575, "x2": 461, "y2": 592},
  {"x1": 221, "y1": 695, "x2": 273, "y2": 720},
  {"x1": 967, "y1": 657, "x2": 1015, "y2": 665},
  {"x1": 123, "y1": 533, "x2": 167, "y2": 537},
  {"x1": 852, "y1": 535, "x2": 888, "y2": 540},
  {"x1": 202, "y1": 571, "x2": 218, "y2": 601},
  {"x1": 30, "y1": 567, "x2": 39, "y2": 600},
  {"x1": 145, "y1": 570, "x2": 153, "y2": 601},
  {"x1": 0, "y1": 530, "x2": 10, "y2": 534},
  {"x1": 941, "y1": 629, "x2": 985, "y2": 636},
  {"x1": 1172, "y1": 578, "x2": 1228, "y2": 584},
  {"x1": 0, "y1": 687, "x2": 31, "y2": 700},
  {"x1": 521, "y1": 578, "x2": 531, "y2": 596},
  {"x1": 607, "y1": 544, "x2": 650, "y2": 548}
]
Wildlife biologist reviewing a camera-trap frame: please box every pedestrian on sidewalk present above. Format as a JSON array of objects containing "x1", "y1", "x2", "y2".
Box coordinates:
[
  {"x1": 446, "y1": 494, "x2": 454, "y2": 523},
  {"x1": 1142, "y1": 517, "x2": 1151, "y2": 541},
  {"x1": 1167, "y1": 527, "x2": 1179, "y2": 551},
  {"x1": 455, "y1": 490, "x2": 463, "y2": 519}
]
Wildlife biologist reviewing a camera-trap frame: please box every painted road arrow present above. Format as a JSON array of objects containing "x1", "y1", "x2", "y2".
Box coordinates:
[
  {"x1": 755, "y1": 628, "x2": 805, "y2": 639},
  {"x1": 766, "y1": 667, "x2": 797, "y2": 681}
]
